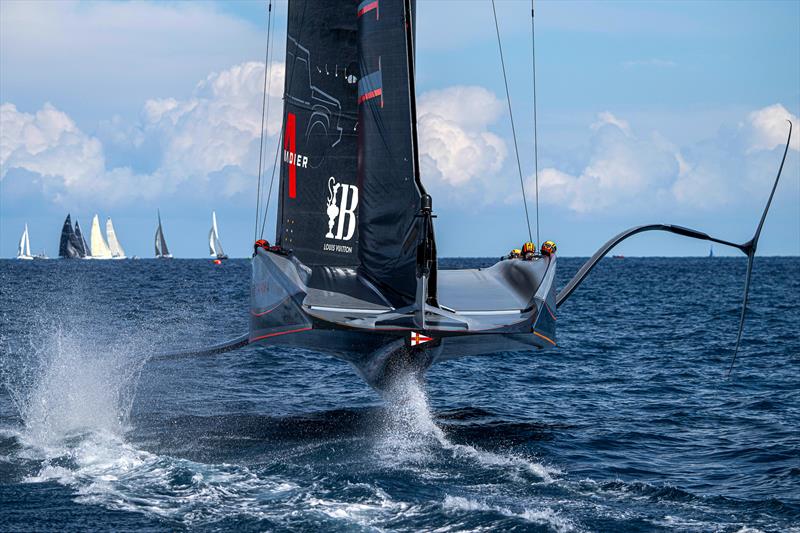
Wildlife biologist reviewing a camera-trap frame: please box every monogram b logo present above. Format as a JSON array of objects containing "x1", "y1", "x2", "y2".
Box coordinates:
[{"x1": 325, "y1": 177, "x2": 359, "y2": 240}]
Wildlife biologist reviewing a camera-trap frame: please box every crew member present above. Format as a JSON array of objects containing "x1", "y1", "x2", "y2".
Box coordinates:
[
  {"x1": 521, "y1": 241, "x2": 536, "y2": 260},
  {"x1": 504, "y1": 248, "x2": 522, "y2": 260}
]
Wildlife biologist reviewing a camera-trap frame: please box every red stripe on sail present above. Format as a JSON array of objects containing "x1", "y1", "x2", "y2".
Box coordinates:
[
  {"x1": 358, "y1": 88, "x2": 382, "y2": 105},
  {"x1": 358, "y1": 1, "x2": 378, "y2": 18},
  {"x1": 285, "y1": 112, "x2": 297, "y2": 198}
]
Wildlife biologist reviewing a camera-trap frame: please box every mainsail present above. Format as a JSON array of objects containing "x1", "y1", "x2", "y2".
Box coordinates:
[
  {"x1": 356, "y1": 0, "x2": 430, "y2": 305},
  {"x1": 90, "y1": 214, "x2": 113, "y2": 259},
  {"x1": 74, "y1": 219, "x2": 90, "y2": 257},
  {"x1": 276, "y1": 0, "x2": 360, "y2": 267},
  {"x1": 59, "y1": 214, "x2": 83, "y2": 258},
  {"x1": 106, "y1": 218, "x2": 126, "y2": 258},
  {"x1": 208, "y1": 211, "x2": 227, "y2": 259},
  {"x1": 17, "y1": 224, "x2": 32, "y2": 259},
  {"x1": 155, "y1": 210, "x2": 172, "y2": 258}
]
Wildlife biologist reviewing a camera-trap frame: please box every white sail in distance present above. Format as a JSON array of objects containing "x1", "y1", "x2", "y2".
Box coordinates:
[
  {"x1": 105, "y1": 218, "x2": 126, "y2": 258},
  {"x1": 17, "y1": 224, "x2": 33, "y2": 259},
  {"x1": 209, "y1": 211, "x2": 226, "y2": 259},
  {"x1": 90, "y1": 214, "x2": 113, "y2": 259}
]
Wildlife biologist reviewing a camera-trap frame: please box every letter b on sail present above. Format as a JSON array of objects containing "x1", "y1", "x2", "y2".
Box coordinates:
[{"x1": 326, "y1": 177, "x2": 358, "y2": 241}]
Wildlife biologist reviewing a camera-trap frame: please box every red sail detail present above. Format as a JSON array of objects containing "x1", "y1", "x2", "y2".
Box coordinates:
[
  {"x1": 357, "y1": 0, "x2": 378, "y2": 18},
  {"x1": 285, "y1": 112, "x2": 297, "y2": 198},
  {"x1": 358, "y1": 88, "x2": 383, "y2": 105}
]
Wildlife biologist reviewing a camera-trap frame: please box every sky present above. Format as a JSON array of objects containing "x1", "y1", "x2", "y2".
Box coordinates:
[{"x1": 1, "y1": 0, "x2": 798, "y2": 259}]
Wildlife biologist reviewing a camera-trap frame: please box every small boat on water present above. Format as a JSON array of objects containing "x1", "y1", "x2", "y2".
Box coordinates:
[
  {"x1": 17, "y1": 225, "x2": 33, "y2": 260},
  {"x1": 106, "y1": 218, "x2": 127, "y2": 259},
  {"x1": 155, "y1": 210, "x2": 173, "y2": 259},
  {"x1": 89, "y1": 214, "x2": 113, "y2": 259},
  {"x1": 209, "y1": 211, "x2": 228, "y2": 261},
  {"x1": 58, "y1": 214, "x2": 87, "y2": 259}
]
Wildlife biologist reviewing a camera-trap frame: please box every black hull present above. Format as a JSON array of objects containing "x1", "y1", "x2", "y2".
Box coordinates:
[{"x1": 250, "y1": 250, "x2": 557, "y2": 390}]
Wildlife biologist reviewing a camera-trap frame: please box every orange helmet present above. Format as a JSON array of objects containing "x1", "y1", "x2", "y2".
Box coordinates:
[
  {"x1": 541, "y1": 240, "x2": 557, "y2": 255},
  {"x1": 521, "y1": 241, "x2": 536, "y2": 254}
]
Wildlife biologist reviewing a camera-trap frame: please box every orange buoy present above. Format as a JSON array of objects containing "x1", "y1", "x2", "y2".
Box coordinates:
[{"x1": 213, "y1": 259, "x2": 222, "y2": 265}]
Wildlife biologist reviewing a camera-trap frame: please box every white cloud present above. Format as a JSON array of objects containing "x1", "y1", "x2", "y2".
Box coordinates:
[
  {"x1": 535, "y1": 106, "x2": 798, "y2": 214},
  {"x1": 746, "y1": 103, "x2": 799, "y2": 153},
  {"x1": 1, "y1": 61, "x2": 285, "y2": 206},
  {"x1": 417, "y1": 86, "x2": 508, "y2": 198}
]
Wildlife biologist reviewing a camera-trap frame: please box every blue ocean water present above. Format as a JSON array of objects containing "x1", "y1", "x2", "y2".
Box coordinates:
[{"x1": 0, "y1": 257, "x2": 798, "y2": 532}]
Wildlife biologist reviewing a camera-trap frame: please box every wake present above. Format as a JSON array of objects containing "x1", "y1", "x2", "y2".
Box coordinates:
[{"x1": 377, "y1": 370, "x2": 559, "y2": 483}]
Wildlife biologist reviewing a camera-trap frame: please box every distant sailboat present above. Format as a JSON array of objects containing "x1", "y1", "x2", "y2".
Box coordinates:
[
  {"x1": 208, "y1": 211, "x2": 228, "y2": 260},
  {"x1": 709, "y1": 245, "x2": 714, "y2": 258},
  {"x1": 90, "y1": 214, "x2": 113, "y2": 259},
  {"x1": 59, "y1": 214, "x2": 85, "y2": 258},
  {"x1": 16, "y1": 225, "x2": 33, "y2": 260},
  {"x1": 106, "y1": 218, "x2": 126, "y2": 259},
  {"x1": 74, "y1": 219, "x2": 91, "y2": 258},
  {"x1": 155, "y1": 210, "x2": 173, "y2": 259}
]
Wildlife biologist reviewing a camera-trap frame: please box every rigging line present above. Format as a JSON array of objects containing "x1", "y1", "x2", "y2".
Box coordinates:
[
  {"x1": 491, "y1": 0, "x2": 533, "y2": 243},
  {"x1": 260, "y1": 128, "x2": 283, "y2": 239},
  {"x1": 531, "y1": 0, "x2": 540, "y2": 245},
  {"x1": 259, "y1": 0, "x2": 281, "y2": 240},
  {"x1": 254, "y1": 0, "x2": 274, "y2": 241}
]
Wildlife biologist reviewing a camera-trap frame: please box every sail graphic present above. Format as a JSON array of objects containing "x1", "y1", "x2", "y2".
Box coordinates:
[
  {"x1": 106, "y1": 218, "x2": 126, "y2": 258},
  {"x1": 74, "y1": 219, "x2": 90, "y2": 257},
  {"x1": 90, "y1": 214, "x2": 113, "y2": 259},
  {"x1": 59, "y1": 215, "x2": 83, "y2": 258},
  {"x1": 276, "y1": 0, "x2": 360, "y2": 267},
  {"x1": 208, "y1": 211, "x2": 227, "y2": 259},
  {"x1": 155, "y1": 210, "x2": 172, "y2": 258},
  {"x1": 17, "y1": 224, "x2": 33, "y2": 259}
]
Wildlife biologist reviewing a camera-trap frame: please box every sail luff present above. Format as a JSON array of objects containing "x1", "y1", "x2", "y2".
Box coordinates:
[
  {"x1": 106, "y1": 218, "x2": 126, "y2": 258},
  {"x1": 90, "y1": 214, "x2": 113, "y2": 258}
]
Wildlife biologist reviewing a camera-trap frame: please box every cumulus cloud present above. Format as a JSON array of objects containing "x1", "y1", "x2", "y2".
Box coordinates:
[
  {"x1": 746, "y1": 103, "x2": 799, "y2": 153},
  {"x1": 1, "y1": 61, "x2": 285, "y2": 205},
  {"x1": 534, "y1": 105, "x2": 798, "y2": 214},
  {"x1": 417, "y1": 86, "x2": 508, "y2": 199}
]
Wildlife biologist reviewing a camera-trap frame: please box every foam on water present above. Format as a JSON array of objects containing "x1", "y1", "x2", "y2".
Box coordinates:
[
  {"x1": 442, "y1": 495, "x2": 575, "y2": 533},
  {"x1": 377, "y1": 370, "x2": 559, "y2": 482}
]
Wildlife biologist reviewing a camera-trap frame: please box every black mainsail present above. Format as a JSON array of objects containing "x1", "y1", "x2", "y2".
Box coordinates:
[
  {"x1": 73, "y1": 219, "x2": 90, "y2": 257},
  {"x1": 58, "y1": 214, "x2": 83, "y2": 259},
  {"x1": 276, "y1": 0, "x2": 360, "y2": 267},
  {"x1": 357, "y1": 0, "x2": 433, "y2": 306},
  {"x1": 155, "y1": 210, "x2": 172, "y2": 258}
]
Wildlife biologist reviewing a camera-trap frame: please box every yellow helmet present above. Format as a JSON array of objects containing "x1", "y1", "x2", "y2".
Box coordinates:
[
  {"x1": 511, "y1": 248, "x2": 522, "y2": 256},
  {"x1": 521, "y1": 241, "x2": 536, "y2": 254},
  {"x1": 541, "y1": 240, "x2": 557, "y2": 255}
]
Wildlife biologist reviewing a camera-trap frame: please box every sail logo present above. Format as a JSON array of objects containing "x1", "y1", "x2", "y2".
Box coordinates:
[{"x1": 325, "y1": 177, "x2": 358, "y2": 241}]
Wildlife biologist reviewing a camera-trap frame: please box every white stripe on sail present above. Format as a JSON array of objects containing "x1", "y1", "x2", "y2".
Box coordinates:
[{"x1": 90, "y1": 214, "x2": 113, "y2": 259}]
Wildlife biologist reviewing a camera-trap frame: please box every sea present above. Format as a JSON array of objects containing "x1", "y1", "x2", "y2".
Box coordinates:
[{"x1": 0, "y1": 257, "x2": 798, "y2": 532}]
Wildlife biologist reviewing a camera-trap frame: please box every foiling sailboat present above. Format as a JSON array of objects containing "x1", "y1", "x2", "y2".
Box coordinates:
[
  {"x1": 155, "y1": 210, "x2": 173, "y2": 259},
  {"x1": 209, "y1": 211, "x2": 228, "y2": 260},
  {"x1": 162, "y1": 0, "x2": 793, "y2": 391},
  {"x1": 59, "y1": 214, "x2": 89, "y2": 259}
]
